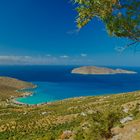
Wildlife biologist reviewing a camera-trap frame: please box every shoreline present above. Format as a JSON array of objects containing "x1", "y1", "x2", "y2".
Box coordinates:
[
  {"x1": 71, "y1": 72, "x2": 137, "y2": 75},
  {"x1": 12, "y1": 98, "x2": 48, "y2": 106},
  {"x1": 72, "y1": 72, "x2": 137, "y2": 75},
  {"x1": 11, "y1": 84, "x2": 39, "y2": 106},
  {"x1": 11, "y1": 89, "x2": 140, "y2": 106}
]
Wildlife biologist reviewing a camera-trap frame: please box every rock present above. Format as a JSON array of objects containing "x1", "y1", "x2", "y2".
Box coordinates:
[
  {"x1": 41, "y1": 112, "x2": 47, "y2": 115},
  {"x1": 87, "y1": 110, "x2": 94, "y2": 114},
  {"x1": 81, "y1": 112, "x2": 87, "y2": 116},
  {"x1": 131, "y1": 128, "x2": 137, "y2": 132},
  {"x1": 81, "y1": 122, "x2": 90, "y2": 130},
  {"x1": 111, "y1": 134, "x2": 123, "y2": 140},
  {"x1": 120, "y1": 116, "x2": 133, "y2": 124},
  {"x1": 23, "y1": 112, "x2": 27, "y2": 115},
  {"x1": 123, "y1": 107, "x2": 129, "y2": 113},
  {"x1": 60, "y1": 130, "x2": 73, "y2": 139}
]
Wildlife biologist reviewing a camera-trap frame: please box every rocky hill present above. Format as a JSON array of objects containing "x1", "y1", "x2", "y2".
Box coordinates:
[
  {"x1": 0, "y1": 77, "x2": 34, "y2": 101},
  {"x1": 72, "y1": 66, "x2": 137, "y2": 75}
]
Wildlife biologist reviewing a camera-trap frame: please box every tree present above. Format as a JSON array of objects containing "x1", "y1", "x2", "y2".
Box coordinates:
[
  {"x1": 73, "y1": 0, "x2": 140, "y2": 49},
  {"x1": 86, "y1": 109, "x2": 122, "y2": 140}
]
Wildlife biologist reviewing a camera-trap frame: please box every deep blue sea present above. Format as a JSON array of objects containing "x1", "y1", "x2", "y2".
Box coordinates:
[{"x1": 0, "y1": 65, "x2": 140, "y2": 105}]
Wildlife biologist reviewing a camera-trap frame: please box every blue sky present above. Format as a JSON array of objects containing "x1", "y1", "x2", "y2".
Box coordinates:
[{"x1": 0, "y1": 0, "x2": 139, "y2": 66}]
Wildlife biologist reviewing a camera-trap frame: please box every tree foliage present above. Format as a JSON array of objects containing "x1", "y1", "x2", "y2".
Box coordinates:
[
  {"x1": 86, "y1": 109, "x2": 122, "y2": 140},
  {"x1": 73, "y1": 0, "x2": 140, "y2": 43}
]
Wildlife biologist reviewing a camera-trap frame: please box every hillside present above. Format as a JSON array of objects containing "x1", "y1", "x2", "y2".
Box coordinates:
[
  {"x1": 0, "y1": 77, "x2": 140, "y2": 140},
  {"x1": 72, "y1": 66, "x2": 137, "y2": 75},
  {"x1": 0, "y1": 77, "x2": 34, "y2": 101}
]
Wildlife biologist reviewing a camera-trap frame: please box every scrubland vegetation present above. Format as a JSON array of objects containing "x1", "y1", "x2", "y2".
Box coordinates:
[{"x1": 0, "y1": 77, "x2": 140, "y2": 140}]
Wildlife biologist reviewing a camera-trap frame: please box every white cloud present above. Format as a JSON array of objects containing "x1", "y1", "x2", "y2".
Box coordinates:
[
  {"x1": 0, "y1": 55, "x2": 70, "y2": 65},
  {"x1": 0, "y1": 55, "x2": 33, "y2": 64},
  {"x1": 45, "y1": 54, "x2": 51, "y2": 57},
  {"x1": 0, "y1": 54, "x2": 93, "y2": 65},
  {"x1": 115, "y1": 46, "x2": 125, "y2": 53},
  {"x1": 66, "y1": 29, "x2": 80, "y2": 35},
  {"x1": 60, "y1": 55, "x2": 69, "y2": 58},
  {"x1": 80, "y1": 53, "x2": 87, "y2": 57}
]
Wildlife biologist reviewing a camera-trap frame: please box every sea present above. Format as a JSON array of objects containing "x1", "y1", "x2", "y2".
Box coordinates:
[{"x1": 0, "y1": 65, "x2": 140, "y2": 105}]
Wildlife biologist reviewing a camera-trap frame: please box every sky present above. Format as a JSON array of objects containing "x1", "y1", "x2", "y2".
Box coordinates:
[{"x1": 0, "y1": 0, "x2": 139, "y2": 66}]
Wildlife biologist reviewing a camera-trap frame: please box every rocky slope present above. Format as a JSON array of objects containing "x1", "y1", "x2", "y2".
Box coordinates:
[{"x1": 0, "y1": 77, "x2": 34, "y2": 101}]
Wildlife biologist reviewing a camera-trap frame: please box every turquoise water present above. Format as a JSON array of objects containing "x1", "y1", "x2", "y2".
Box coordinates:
[
  {"x1": 16, "y1": 82, "x2": 98, "y2": 104},
  {"x1": 0, "y1": 65, "x2": 140, "y2": 105},
  {"x1": 16, "y1": 82, "x2": 59, "y2": 104}
]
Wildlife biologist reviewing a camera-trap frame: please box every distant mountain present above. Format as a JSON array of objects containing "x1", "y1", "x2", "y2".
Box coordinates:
[{"x1": 71, "y1": 66, "x2": 137, "y2": 75}]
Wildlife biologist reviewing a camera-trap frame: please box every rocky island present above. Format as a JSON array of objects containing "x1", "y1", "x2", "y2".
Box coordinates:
[{"x1": 71, "y1": 66, "x2": 137, "y2": 75}]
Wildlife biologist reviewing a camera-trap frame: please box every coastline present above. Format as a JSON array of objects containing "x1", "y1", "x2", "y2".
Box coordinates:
[
  {"x1": 12, "y1": 83, "x2": 49, "y2": 106},
  {"x1": 11, "y1": 89, "x2": 140, "y2": 106},
  {"x1": 12, "y1": 98, "x2": 48, "y2": 106},
  {"x1": 11, "y1": 84, "x2": 38, "y2": 106},
  {"x1": 72, "y1": 72, "x2": 137, "y2": 75},
  {"x1": 8, "y1": 68, "x2": 139, "y2": 106}
]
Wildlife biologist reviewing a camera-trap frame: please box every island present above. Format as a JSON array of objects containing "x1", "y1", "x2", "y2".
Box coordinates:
[{"x1": 71, "y1": 66, "x2": 137, "y2": 75}]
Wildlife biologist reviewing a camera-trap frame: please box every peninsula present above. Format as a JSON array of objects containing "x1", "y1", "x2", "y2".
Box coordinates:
[
  {"x1": 71, "y1": 66, "x2": 137, "y2": 75},
  {"x1": 0, "y1": 77, "x2": 34, "y2": 101}
]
